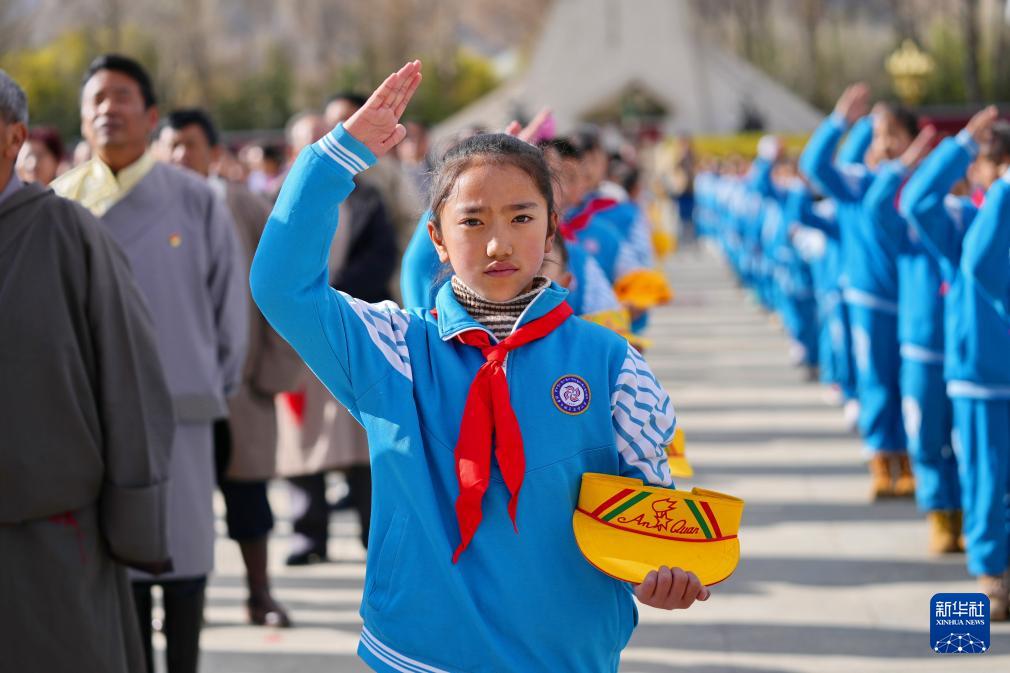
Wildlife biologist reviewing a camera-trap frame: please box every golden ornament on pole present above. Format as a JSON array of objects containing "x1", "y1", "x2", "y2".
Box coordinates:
[{"x1": 886, "y1": 39, "x2": 935, "y2": 106}]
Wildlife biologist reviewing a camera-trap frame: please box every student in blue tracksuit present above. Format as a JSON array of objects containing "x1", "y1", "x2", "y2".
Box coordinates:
[
  {"x1": 785, "y1": 184, "x2": 855, "y2": 402},
  {"x1": 747, "y1": 139, "x2": 819, "y2": 373},
  {"x1": 775, "y1": 177, "x2": 820, "y2": 376},
  {"x1": 861, "y1": 125, "x2": 968, "y2": 554},
  {"x1": 596, "y1": 161, "x2": 655, "y2": 269},
  {"x1": 900, "y1": 106, "x2": 1010, "y2": 618},
  {"x1": 749, "y1": 144, "x2": 779, "y2": 312},
  {"x1": 545, "y1": 137, "x2": 669, "y2": 337},
  {"x1": 795, "y1": 111, "x2": 874, "y2": 419},
  {"x1": 799, "y1": 83, "x2": 918, "y2": 499},
  {"x1": 829, "y1": 105, "x2": 873, "y2": 419},
  {"x1": 595, "y1": 162, "x2": 659, "y2": 334},
  {"x1": 551, "y1": 237, "x2": 624, "y2": 316},
  {"x1": 543, "y1": 138, "x2": 639, "y2": 284},
  {"x1": 251, "y1": 61, "x2": 709, "y2": 672}
]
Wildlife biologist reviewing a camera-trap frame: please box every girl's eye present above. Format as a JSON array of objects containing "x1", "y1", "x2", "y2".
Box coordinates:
[
  {"x1": 513, "y1": 214, "x2": 533, "y2": 224},
  {"x1": 460, "y1": 218, "x2": 482, "y2": 227}
]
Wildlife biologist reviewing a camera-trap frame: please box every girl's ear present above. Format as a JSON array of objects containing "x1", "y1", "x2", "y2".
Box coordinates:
[
  {"x1": 428, "y1": 218, "x2": 450, "y2": 263},
  {"x1": 545, "y1": 211, "x2": 559, "y2": 252}
]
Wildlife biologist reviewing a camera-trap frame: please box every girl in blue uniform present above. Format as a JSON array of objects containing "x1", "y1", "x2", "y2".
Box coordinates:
[{"x1": 251, "y1": 61, "x2": 709, "y2": 672}]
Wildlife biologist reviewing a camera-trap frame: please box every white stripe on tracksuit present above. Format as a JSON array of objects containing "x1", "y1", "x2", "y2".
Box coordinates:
[
  {"x1": 360, "y1": 627, "x2": 452, "y2": 673},
  {"x1": 317, "y1": 132, "x2": 369, "y2": 174},
  {"x1": 337, "y1": 293, "x2": 413, "y2": 382},
  {"x1": 611, "y1": 344, "x2": 675, "y2": 486}
]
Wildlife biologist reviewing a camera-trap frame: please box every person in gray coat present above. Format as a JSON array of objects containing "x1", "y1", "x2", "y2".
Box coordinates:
[
  {"x1": 159, "y1": 107, "x2": 304, "y2": 627},
  {"x1": 52, "y1": 55, "x2": 248, "y2": 673},
  {"x1": 0, "y1": 69, "x2": 174, "y2": 673}
]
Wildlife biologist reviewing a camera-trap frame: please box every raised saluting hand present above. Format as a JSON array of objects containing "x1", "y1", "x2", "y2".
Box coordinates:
[
  {"x1": 344, "y1": 60, "x2": 423, "y2": 158},
  {"x1": 964, "y1": 105, "x2": 1000, "y2": 145},
  {"x1": 504, "y1": 107, "x2": 554, "y2": 145},
  {"x1": 898, "y1": 125, "x2": 938, "y2": 170},
  {"x1": 834, "y1": 82, "x2": 871, "y2": 126}
]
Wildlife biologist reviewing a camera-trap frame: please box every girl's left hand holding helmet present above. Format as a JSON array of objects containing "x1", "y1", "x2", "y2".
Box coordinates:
[{"x1": 634, "y1": 566, "x2": 711, "y2": 610}]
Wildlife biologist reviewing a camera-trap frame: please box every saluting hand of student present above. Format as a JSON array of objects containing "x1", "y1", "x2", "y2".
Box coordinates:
[
  {"x1": 899, "y1": 125, "x2": 937, "y2": 170},
  {"x1": 344, "y1": 60, "x2": 423, "y2": 157},
  {"x1": 504, "y1": 107, "x2": 554, "y2": 144},
  {"x1": 634, "y1": 565, "x2": 710, "y2": 610},
  {"x1": 834, "y1": 82, "x2": 870, "y2": 126},
  {"x1": 965, "y1": 105, "x2": 1000, "y2": 144}
]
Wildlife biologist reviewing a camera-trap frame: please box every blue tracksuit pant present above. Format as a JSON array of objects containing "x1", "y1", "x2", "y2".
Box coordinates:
[
  {"x1": 823, "y1": 300, "x2": 857, "y2": 399},
  {"x1": 900, "y1": 359, "x2": 959, "y2": 512},
  {"x1": 952, "y1": 397, "x2": 1010, "y2": 577},
  {"x1": 849, "y1": 304, "x2": 906, "y2": 453}
]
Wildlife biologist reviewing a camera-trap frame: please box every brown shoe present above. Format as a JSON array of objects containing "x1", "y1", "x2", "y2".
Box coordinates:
[
  {"x1": 979, "y1": 574, "x2": 1009, "y2": 621},
  {"x1": 869, "y1": 454, "x2": 895, "y2": 500},
  {"x1": 891, "y1": 454, "x2": 916, "y2": 498},
  {"x1": 927, "y1": 511, "x2": 963, "y2": 554}
]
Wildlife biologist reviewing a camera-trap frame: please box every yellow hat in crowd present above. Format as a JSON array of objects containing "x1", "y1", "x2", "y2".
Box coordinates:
[
  {"x1": 666, "y1": 427, "x2": 692, "y2": 478},
  {"x1": 614, "y1": 269, "x2": 674, "y2": 310},
  {"x1": 573, "y1": 473, "x2": 744, "y2": 586}
]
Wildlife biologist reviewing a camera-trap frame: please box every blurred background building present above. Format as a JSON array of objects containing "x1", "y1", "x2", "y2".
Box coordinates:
[{"x1": 2, "y1": 0, "x2": 1008, "y2": 145}]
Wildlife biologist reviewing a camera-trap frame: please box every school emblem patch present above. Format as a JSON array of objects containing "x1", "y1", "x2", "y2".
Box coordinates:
[
  {"x1": 553, "y1": 375, "x2": 591, "y2": 415},
  {"x1": 169, "y1": 233, "x2": 182, "y2": 248}
]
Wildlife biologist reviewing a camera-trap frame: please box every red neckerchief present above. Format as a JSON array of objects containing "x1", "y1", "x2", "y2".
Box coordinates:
[
  {"x1": 971, "y1": 187, "x2": 985, "y2": 208},
  {"x1": 450, "y1": 301, "x2": 574, "y2": 562},
  {"x1": 560, "y1": 197, "x2": 618, "y2": 241},
  {"x1": 281, "y1": 391, "x2": 306, "y2": 424}
]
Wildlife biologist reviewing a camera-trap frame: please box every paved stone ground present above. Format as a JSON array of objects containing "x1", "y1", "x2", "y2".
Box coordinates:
[{"x1": 157, "y1": 245, "x2": 1010, "y2": 672}]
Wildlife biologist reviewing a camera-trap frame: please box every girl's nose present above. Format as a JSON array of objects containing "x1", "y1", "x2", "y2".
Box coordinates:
[{"x1": 486, "y1": 233, "x2": 513, "y2": 259}]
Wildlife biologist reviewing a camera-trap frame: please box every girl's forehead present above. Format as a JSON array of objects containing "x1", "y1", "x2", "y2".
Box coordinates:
[{"x1": 447, "y1": 162, "x2": 545, "y2": 204}]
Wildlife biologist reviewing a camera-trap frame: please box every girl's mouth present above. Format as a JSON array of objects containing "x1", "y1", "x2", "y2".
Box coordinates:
[{"x1": 485, "y1": 263, "x2": 518, "y2": 277}]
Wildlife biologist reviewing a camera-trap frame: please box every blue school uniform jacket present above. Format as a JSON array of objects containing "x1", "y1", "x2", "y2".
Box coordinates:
[
  {"x1": 800, "y1": 115, "x2": 903, "y2": 312},
  {"x1": 594, "y1": 201, "x2": 655, "y2": 267},
  {"x1": 784, "y1": 184, "x2": 841, "y2": 299},
  {"x1": 949, "y1": 171, "x2": 1010, "y2": 393},
  {"x1": 864, "y1": 157, "x2": 941, "y2": 363},
  {"x1": 899, "y1": 133, "x2": 1010, "y2": 394},
  {"x1": 565, "y1": 242, "x2": 622, "y2": 316},
  {"x1": 251, "y1": 125, "x2": 677, "y2": 673},
  {"x1": 866, "y1": 160, "x2": 945, "y2": 363},
  {"x1": 774, "y1": 184, "x2": 817, "y2": 301},
  {"x1": 565, "y1": 197, "x2": 637, "y2": 284}
]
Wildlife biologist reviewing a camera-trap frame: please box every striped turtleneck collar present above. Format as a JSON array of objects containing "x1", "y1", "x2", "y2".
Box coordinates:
[{"x1": 450, "y1": 275, "x2": 550, "y2": 341}]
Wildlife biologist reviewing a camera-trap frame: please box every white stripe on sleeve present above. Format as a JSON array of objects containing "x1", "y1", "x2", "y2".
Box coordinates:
[
  {"x1": 338, "y1": 293, "x2": 413, "y2": 382},
  {"x1": 314, "y1": 131, "x2": 370, "y2": 175},
  {"x1": 611, "y1": 344, "x2": 675, "y2": 486}
]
